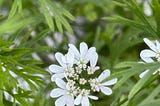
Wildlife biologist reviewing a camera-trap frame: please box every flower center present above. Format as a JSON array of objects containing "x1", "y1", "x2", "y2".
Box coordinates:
[
  {"x1": 65, "y1": 67, "x2": 75, "y2": 77},
  {"x1": 63, "y1": 60, "x2": 101, "y2": 95},
  {"x1": 89, "y1": 78, "x2": 100, "y2": 92},
  {"x1": 80, "y1": 89, "x2": 90, "y2": 96}
]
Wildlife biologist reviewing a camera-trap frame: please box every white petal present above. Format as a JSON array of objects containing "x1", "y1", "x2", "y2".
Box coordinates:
[
  {"x1": 62, "y1": 52, "x2": 74, "y2": 67},
  {"x1": 55, "y1": 95, "x2": 66, "y2": 106},
  {"x1": 82, "y1": 96, "x2": 89, "y2": 106},
  {"x1": 102, "y1": 78, "x2": 118, "y2": 86},
  {"x1": 49, "y1": 65, "x2": 63, "y2": 73},
  {"x1": 85, "y1": 47, "x2": 96, "y2": 61},
  {"x1": 88, "y1": 95, "x2": 98, "y2": 100},
  {"x1": 51, "y1": 73, "x2": 65, "y2": 82},
  {"x1": 140, "y1": 49, "x2": 156, "y2": 63},
  {"x1": 139, "y1": 70, "x2": 149, "y2": 78},
  {"x1": 68, "y1": 44, "x2": 80, "y2": 59},
  {"x1": 50, "y1": 88, "x2": 65, "y2": 98},
  {"x1": 100, "y1": 86, "x2": 112, "y2": 95},
  {"x1": 153, "y1": 70, "x2": 158, "y2": 75},
  {"x1": 67, "y1": 52, "x2": 75, "y2": 64},
  {"x1": 80, "y1": 42, "x2": 88, "y2": 59},
  {"x1": 74, "y1": 94, "x2": 82, "y2": 105},
  {"x1": 66, "y1": 95, "x2": 74, "y2": 106},
  {"x1": 144, "y1": 38, "x2": 157, "y2": 52},
  {"x1": 90, "y1": 52, "x2": 98, "y2": 67},
  {"x1": 156, "y1": 40, "x2": 160, "y2": 51},
  {"x1": 140, "y1": 49, "x2": 156, "y2": 57},
  {"x1": 55, "y1": 78, "x2": 66, "y2": 89},
  {"x1": 55, "y1": 52, "x2": 66, "y2": 67},
  {"x1": 98, "y1": 69, "x2": 110, "y2": 82}
]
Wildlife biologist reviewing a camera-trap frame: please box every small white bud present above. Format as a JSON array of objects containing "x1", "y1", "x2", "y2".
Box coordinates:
[{"x1": 79, "y1": 78, "x2": 87, "y2": 85}]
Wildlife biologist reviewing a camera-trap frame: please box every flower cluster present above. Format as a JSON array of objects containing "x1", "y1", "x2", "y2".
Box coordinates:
[
  {"x1": 49, "y1": 42, "x2": 117, "y2": 106},
  {"x1": 139, "y1": 38, "x2": 160, "y2": 78}
]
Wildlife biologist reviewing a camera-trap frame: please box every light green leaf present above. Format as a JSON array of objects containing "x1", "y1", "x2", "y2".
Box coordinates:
[
  {"x1": 138, "y1": 99, "x2": 160, "y2": 106},
  {"x1": 8, "y1": 0, "x2": 22, "y2": 19},
  {"x1": 128, "y1": 66, "x2": 158, "y2": 99}
]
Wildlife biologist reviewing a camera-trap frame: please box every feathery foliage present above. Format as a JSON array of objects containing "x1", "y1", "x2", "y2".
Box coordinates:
[{"x1": 0, "y1": 0, "x2": 160, "y2": 106}]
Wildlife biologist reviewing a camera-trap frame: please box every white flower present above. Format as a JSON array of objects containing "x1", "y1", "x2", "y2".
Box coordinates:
[
  {"x1": 74, "y1": 89, "x2": 98, "y2": 106},
  {"x1": 68, "y1": 42, "x2": 96, "y2": 65},
  {"x1": 139, "y1": 38, "x2": 160, "y2": 78},
  {"x1": 140, "y1": 38, "x2": 160, "y2": 63},
  {"x1": 89, "y1": 69, "x2": 117, "y2": 95},
  {"x1": 50, "y1": 78, "x2": 75, "y2": 106},
  {"x1": 49, "y1": 42, "x2": 118, "y2": 106},
  {"x1": 49, "y1": 52, "x2": 74, "y2": 81}
]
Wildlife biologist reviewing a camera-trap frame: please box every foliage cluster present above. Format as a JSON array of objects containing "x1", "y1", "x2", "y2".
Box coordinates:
[{"x1": 0, "y1": 0, "x2": 160, "y2": 106}]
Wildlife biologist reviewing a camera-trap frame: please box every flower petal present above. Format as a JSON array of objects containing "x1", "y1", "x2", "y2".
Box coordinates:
[
  {"x1": 55, "y1": 52, "x2": 66, "y2": 67},
  {"x1": 85, "y1": 47, "x2": 96, "y2": 61},
  {"x1": 82, "y1": 96, "x2": 89, "y2": 106},
  {"x1": 88, "y1": 95, "x2": 98, "y2": 100},
  {"x1": 144, "y1": 38, "x2": 157, "y2": 52},
  {"x1": 153, "y1": 69, "x2": 159, "y2": 75},
  {"x1": 156, "y1": 40, "x2": 160, "y2": 51},
  {"x1": 67, "y1": 52, "x2": 75, "y2": 65},
  {"x1": 102, "y1": 78, "x2": 118, "y2": 86},
  {"x1": 50, "y1": 88, "x2": 65, "y2": 98},
  {"x1": 62, "y1": 52, "x2": 74, "y2": 67},
  {"x1": 49, "y1": 65, "x2": 63, "y2": 73},
  {"x1": 55, "y1": 78, "x2": 66, "y2": 89},
  {"x1": 66, "y1": 95, "x2": 74, "y2": 106},
  {"x1": 51, "y1": 73, "x2": 65, "y2": 82},
  {"x1": 68, "y1": 44, "x2": 80, "y2": 59},
  {"x1": 55, "y1": 95, "x2": 66, "y2": 106},
  {"x1": 80, "y1": 42, "x2": 88, "y2": 59},
  {"x1": 139, "y1": 70, "x2": 149, "y2": 78},
  {"x1": 90, "y1": 52, "x2": 98, "y2": 67},
  {"x1": 100, "y1": 86, "x2": 112, "y2": 95},
  {"x1": 140, "y1": 49, "x2": 156, "y2": 63},
  {"x1": 98, "y1": 69, "x2": 110, "y2": 82},
  {"x1": 74, "y1": 94, "x2": 82, "y2": 105}
]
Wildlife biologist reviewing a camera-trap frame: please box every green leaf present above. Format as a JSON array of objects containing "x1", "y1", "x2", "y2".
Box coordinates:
[
  {"x1": 103, "y1": 16, "x2": 157, "y2": 38},
  {"x1": 153, "y1": 0, "x2": 160, "y2": 38},
  {"x1": 111, "y1": 62, "x2": 160, "y2": 90},
  {"x1": 61, "y1": 8, "x2": 75, "y2": 21},
  {"x1": 39, "y1": 0, "x2": 55, "y2": 31},
  {"x1": 138, "y1": 85, "x2": 160, "y2": 106},
  {"x1": 0, "y1": 15, "x2": 35, "y2": 35},
  {"x1": 0, "y1": 63, "x2": 4, "y2": 106},
  {"x1": 55, "y1": 15, "x2": 63, "y2": 33},
  {"x1": 138, "y1": 99, "x2": 160, "y2": 106},
  {"x1": 103, "y1": 0, "x2": 158, "y2": 38},
  {"x1": 8, "y1": 0, "x2": 22, "y2": 19},
  {"x1": 0, "y1": 38, "x2": 13, "y2": 47},
  {"x1": 39, "y1": 0, "x2": 74, "y2": 33},
  {"x1": 128, "y1": 66, "x2": 158, "y2": 99}
]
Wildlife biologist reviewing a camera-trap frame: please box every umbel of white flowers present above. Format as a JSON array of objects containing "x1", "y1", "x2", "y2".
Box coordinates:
[
  {"x1": 139, "y1": 38, "x2": 160, "y2": 78},
  {"x1": 49, "y1": 42, "x2": 117, "y2": 106}
]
